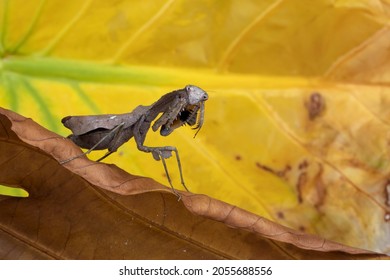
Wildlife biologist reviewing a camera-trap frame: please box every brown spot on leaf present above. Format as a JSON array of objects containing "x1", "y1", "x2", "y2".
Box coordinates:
[
  {"x1": 306, "y1": 92, "x2": 325, "y2": 120},
  {"x1": 255, "y1": 162, "x2": 291, "y2": 178},
  {"x1": 385, "y1": 181, "x2": 390, "y2": 207},
  {"x1": 313, "y1": 165, "x2": 326, "y2": 209},
  {"x1": 283, "y1": 165, "x2": 292, "y2": 175},
  {"x1": 296, "y1": 172, "x2": 307, "y2": 203},
  {"x1": 277, "y1": 211, "x2": 285, "y2": 219},
  {"x1": 235, "y1": 155, "x2": 242, "y2": 161},
  {"x1": 298, "y1": 160, "x2": 309, "y2": 170},
  {"x1": 256, "y1": 162, "x2": 275, "y2": 173}
]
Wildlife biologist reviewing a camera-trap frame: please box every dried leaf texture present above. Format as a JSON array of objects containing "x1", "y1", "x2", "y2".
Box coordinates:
[{"x1": 0, "y1": 107, "x2": 385, "y2": 259}]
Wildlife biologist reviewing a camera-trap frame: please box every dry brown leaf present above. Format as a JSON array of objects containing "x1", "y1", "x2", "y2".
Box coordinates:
[{"x1": 0, "y1": 107, "x2": 386, "y2": 259}]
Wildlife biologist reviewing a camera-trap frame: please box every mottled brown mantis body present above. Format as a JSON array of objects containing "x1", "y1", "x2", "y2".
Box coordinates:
[{"x1": 61, "y1": 85, "x2": 208, "y2": 199}]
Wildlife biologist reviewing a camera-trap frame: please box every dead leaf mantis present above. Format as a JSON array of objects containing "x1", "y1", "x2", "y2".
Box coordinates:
[{"x1": 61, "y1": 85, "x2": 208, "y2": 199}]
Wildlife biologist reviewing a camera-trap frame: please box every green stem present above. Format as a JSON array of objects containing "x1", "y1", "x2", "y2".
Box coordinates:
[{"x1": 3, "y1": 56, "x2": 170, "y2": 85}]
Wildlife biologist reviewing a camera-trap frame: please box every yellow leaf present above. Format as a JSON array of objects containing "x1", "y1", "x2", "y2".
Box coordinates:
[{"x1": 1, "y1": 0, "x2": 389, "y2": 254}]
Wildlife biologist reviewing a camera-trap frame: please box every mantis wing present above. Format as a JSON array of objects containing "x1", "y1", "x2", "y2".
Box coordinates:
[{"x1": 62, "y1": 105, "x2": 150, "y2": 135}]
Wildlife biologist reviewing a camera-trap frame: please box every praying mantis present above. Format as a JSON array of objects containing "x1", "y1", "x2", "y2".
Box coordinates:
[{"x1": 61, "y1": 85, "x2": 208, "y2": 199}]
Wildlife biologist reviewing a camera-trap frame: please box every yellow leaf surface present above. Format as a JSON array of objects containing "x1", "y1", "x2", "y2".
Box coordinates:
[{"x1": 1, "y1": 0, "x2": 390, "y2": 254}]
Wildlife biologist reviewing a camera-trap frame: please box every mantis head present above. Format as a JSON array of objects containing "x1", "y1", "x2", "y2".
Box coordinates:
[{"x1": 154, "y1": 85, "x2": 208, "y2": 137}]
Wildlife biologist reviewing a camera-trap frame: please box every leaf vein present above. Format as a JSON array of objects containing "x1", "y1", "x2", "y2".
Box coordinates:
[
  {"x1": 110, "y1": 0, "x2": 176, "y2": 64},
  {"x1": 217, "y1": 0, "x2": 284, "y2": 72}
]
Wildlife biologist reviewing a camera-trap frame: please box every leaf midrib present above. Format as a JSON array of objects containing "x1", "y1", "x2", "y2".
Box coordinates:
[{"x1": 2, "y1": 56, "x2": 313, "y2": 88}]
